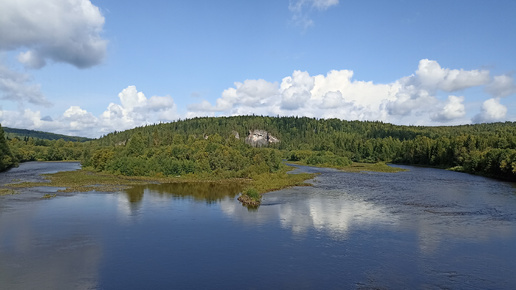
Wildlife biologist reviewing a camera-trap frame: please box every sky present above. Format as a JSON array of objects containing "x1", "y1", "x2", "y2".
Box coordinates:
[{"x1": 0, "y1": 0, "x2": 515, "y2": 138}]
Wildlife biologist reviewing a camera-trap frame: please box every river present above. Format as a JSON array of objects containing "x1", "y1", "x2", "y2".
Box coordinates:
[{"x1": 1, "y1": 162, "x2": 515, "y2": 289}]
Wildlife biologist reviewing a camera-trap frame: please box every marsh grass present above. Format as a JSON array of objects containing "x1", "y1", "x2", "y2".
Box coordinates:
[
  {"x1": 6, "y1": 169, "x2": 186, "y2": 193},
  {"x1": 289, "y1": 161, "x2": 406, "y2": 173},
  {"x1": 340, "y1": 162, "x2": 407, "y2": 173},
  {"x1": 249, "y1": 170, "x2": 315, "y2": 194},
  {"x1": 237, "y1": 167, "x2": 316, "y2": 207},
  {"x1": 4, "y1": 165, "x2": 315, "y2": 197}
]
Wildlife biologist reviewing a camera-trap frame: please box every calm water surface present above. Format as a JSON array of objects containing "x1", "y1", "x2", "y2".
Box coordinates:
[{"x1": 1, "y1": 162, "x2": 516, "y2": 289}]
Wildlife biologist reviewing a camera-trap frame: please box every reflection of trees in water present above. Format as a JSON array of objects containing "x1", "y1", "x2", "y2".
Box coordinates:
[
  {"x1": 124, "y1": 186, "x2": 145, "y2": 203},
  {"x1": 123, "y1": 182, "x2": 244, "y2": 204}
]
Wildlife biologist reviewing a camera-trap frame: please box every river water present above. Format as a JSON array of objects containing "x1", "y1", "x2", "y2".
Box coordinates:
[{"x1": 1, "y1": 162, "x2": 515, "y2": 289}]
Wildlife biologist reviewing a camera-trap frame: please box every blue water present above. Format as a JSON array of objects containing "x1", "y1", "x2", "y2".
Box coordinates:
[{"x1": 1, "y1": 162, "x2": 516, "y2": 289}]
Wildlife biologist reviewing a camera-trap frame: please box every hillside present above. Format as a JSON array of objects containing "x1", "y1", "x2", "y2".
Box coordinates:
[
  {"x1": 91, "y1": 116, "x2": 516, "y2": 181},
  {"x1": 3, "y1": 116, "x2": 516, "y2": 181},
  {"x1": 3, "y1": 127, "x2": 91, "y2": 142}
]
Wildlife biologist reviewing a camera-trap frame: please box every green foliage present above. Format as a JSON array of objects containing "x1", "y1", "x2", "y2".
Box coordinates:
[
  {"x1": 305, "y1": 151, "x2": 352, "y2": 167},
  {"x1": 6, "y1": 116, "x2": 516, "y2": 181},
  {"x1": 244, "y1": 187, "x2": 261, "y2": 201},
  {"x1": 0, "y1": 124, "x2": 16, "y2": 171},
  {"x1": 89, "y1": 116, "x2": 516, "y2": 181},
  {"x1": 3, "y1": 127, "x2": 90, "y2": 142}
]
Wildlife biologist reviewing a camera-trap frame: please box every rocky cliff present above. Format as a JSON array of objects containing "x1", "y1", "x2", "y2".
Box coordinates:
[{"x1": 245, "y1": 129, "x2": 280, "y2": 147}]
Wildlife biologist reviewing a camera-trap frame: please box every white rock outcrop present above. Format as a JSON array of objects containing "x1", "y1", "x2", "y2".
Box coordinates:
[{"x1": 245, "y1": 129, "x2": 280, "y2": 147}]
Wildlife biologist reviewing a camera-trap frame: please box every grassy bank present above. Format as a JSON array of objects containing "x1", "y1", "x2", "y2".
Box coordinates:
[
  {"x1": 288, "y1": 161, "x2": 407, "y2": 173},
  {"x1": 339, "y1": 162, "x2": 407, "y2": 173}
]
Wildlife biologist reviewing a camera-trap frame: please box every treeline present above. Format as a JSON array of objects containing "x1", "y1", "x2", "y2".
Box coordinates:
[
  {"x1": 2, "y1": 117, "x2": 516, "y2": 181},
  {"x1": 0, "y1": 125, "x2": 15, "y2": 171},
  {"x1": 6, "y1": 137, "x2": 87, "y2": 162},
  {"x1": 94, "y1": 116, "x2": 516, "y2": 181},
  {"x1": 3, "y1": 127, "x2": 91, "y2": 142}
]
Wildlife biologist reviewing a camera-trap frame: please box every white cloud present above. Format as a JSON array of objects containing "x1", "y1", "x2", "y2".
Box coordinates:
[
  {"x1": 0, "y1": 86, "x2": 178, "y2": 137},
  {"x1": 431, "y1": 95, "x2": 466, "y2": 122},
  {"x1": 188, "y1": 79, "x2": 278, "y2": 113},
  {"x1": 189, "y1": 59, "x2": 510, "y2": 125},
  {"x1": 472, "y1": 98, "x2": 507, "y2": 123},
  {"x1": 99, "y1": 86, "x2": 178, "y2": 134},
  {"x1": 63, "y1": 106, "x2": 98, "y2": 131},
  {"x1": 2, "y1": 60, "x2": 514, "y2": 138},
  {"x1": 385, "y1": 84, "x2": 437, "y2": 117},
  {"x1": 280, "y1": 70, "x2": 314, "y2": 110},
  {"x1": 0, "y1": 0, "x2": 107, "y2": 69},
  {"x1": 0, "y1": 64, "x2": 51, "y2": 106},
  {"x1": 416, "y1": 59, "x2": 490, "y2": 92},
  {"x1": 17, "y1": 51, "x2": 46, "y2": 69},
  {"x1": 486, "y1": 74, "x2": 516, "y2": 98},
  {"x1": 289, "y1": 0, "x2": 339, "y2": 28},
  {"x1": 318, "y1": 91, "x2": 345, "y2": 109}
]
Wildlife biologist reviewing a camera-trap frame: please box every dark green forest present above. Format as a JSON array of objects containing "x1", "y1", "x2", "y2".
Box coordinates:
[
  {"x1": 2, "y1": 116, "x2": 516, "y2": 181},
  {"x1": 3, "y1": 127, "x2": 91, "y2": 142}
]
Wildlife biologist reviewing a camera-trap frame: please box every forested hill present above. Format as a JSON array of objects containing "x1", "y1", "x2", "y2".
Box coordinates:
[
  {"x1": 3, "y1": 127, "x2": 91, "y2": 142},
  {"x1": 3, "y1": 116, "x2": 516, "y2": 180},
  {"x1": 92, "y1": 116, "x2": 516, "y2": 181}
]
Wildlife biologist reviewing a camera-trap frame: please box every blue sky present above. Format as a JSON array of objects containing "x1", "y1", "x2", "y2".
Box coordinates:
[{"x1": 1, "y1": 0, "x2": 515, "y2": 137}]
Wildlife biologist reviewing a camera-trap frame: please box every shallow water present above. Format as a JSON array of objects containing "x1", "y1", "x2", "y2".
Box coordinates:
[{"x1": 1, "y1": 162, "x2": 516, "y2": 289}]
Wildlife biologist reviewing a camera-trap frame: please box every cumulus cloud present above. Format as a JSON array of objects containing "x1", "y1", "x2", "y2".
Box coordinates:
[
  {"x1": 384, "y1": 59, "x2": 490, "y2": 122},
  {"x1": 63, "y1": 106, "x2": 98, "y2": 131},
  {"x1": 2, "y1": 60, "x2": 513, "y2": 137},
  {"x1": 280, "y1": 70, "x2": 314, "y2": 110},
  {"x1": 289, "y1": 0, "x2": 339, "y2": 28},
  {"x1": 0, "y1": 64, "x2": 51, "y2": 106},
  {"x1": 431, "y1": 95, "x2": 466, "y2": 122},
  {"x1": 0, "y1": 86, "x2": 178, "y2": 137},
  {"x1": 0, "y1": 0, "x2": 107, "y2": 69},
  {"x1": 486, "y1": 74, "x2": 516, "y2": 98},
  {"x1": 188, "y1": 79, "x2": 278, "y2": 113},
  {"x1": 99, "y1": 86, "x2": 178, "y2": 133},
  {"x1": 416, "y1": 59, "x2": 490, "y2": 92},
  {"x1": 385, "y1": 82, "x2": 437, "y2": 117},
  {"x1": 472, "y1": 98, "x2": 507, "y2": 123},
  {"x1": 189, "y1": 59, "x2": 511, "y2": 125}
]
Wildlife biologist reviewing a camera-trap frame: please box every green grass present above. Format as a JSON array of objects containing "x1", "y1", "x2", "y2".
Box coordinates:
[
  {"x1": 248, "y1": 169, "x2": 315, "y2": 194},
  {"x1": 238, "y1": 187, "x2": 262, "y2": 207},
  {"x1": 4, "y1": 165, "x2": 316, "y2": 199},
  {"x1": 339, "y1": 162, "x2": 407, "y2": 173},
  {"x1": 236, "y1": 166, "x2": 316, "y2": 207},
  {"x1": 6, "y1": 168, "x2": 195, "y2": 193},
  {"x1": 289, "y1": 161, "x2": 407, "y2": 173}
]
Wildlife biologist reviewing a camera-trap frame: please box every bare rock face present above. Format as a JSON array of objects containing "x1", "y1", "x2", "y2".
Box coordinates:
[{"x1": 245, "y1": 129, "x2": 280, "y2": 147}]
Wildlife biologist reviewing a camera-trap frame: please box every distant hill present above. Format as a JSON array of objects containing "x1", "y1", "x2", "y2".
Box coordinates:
[{"x1": 3, "y1": 127, "x2": 91, "y2": 142}]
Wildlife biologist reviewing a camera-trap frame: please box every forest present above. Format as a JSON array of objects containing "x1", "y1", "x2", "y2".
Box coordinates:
[{"x1": 1, "y1": 116, "x2": 516, "y2": 181}]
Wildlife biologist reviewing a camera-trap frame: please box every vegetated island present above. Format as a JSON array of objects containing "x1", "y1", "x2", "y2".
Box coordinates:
[{"x1": 2, "y1": 116, "x2": 516, "y2": 206}]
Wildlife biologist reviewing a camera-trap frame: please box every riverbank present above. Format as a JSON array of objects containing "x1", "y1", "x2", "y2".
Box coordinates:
[{"x1": 287, "y1": 161, "x2": 407, "y2": 173}]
